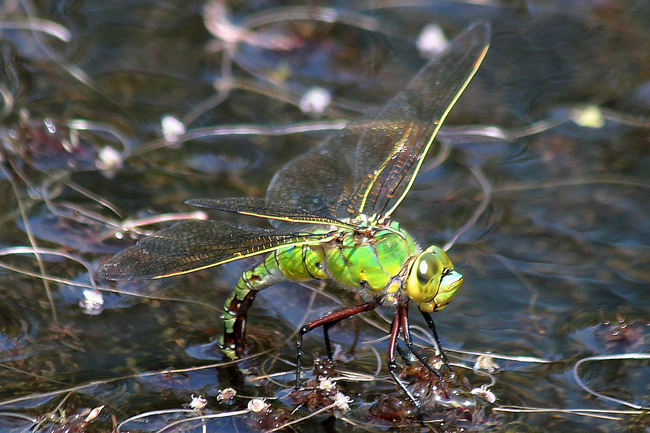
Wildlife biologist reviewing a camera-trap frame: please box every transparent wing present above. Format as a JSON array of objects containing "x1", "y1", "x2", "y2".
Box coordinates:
[
  {"x1": 98, "y1": 220, "x2": 332, "y2": 280},
  {"x1": 266, "y1": 131, "x2": 354, "y2": 227},
  {"x1": 268, "y1": 22, "x2": 490, "y2": 225},
  {"x1": 187, "y1": 197, "x2": 356, "y2": 229}
]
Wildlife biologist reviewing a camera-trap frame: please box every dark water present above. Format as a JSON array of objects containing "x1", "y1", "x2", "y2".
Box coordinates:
[{"x1": 0, "y1": 1, "x2": 648, "y2": 432}]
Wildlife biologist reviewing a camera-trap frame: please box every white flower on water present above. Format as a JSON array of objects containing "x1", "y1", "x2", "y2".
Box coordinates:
[
  {"x1": 216, "y1": 387, "x2": 237, "y2": 403},
  {"x1": 473, "y1": 354, "x2": 499, "y2": 374},
  {"x1": 80, "y1": 289, "x2": 104, "y2": 315},
  {"x1": 471, "y1": 385, "x2": 496, "y2": 404},
  {"x1": 333, "y1": 392, "x2": 352, "y2": 412},
  {"x1": 161, "y1": 115, "x2": 186, "y2": 143},
  {"x1": 247, "y1": 398, "x2": 269, "y2": 413},
  {"x1": 189, "y1": 394, "x2": 208, "y2": 411},
  {"x1": 417, "y1": 23, "x2": 449, "y2": 58},
  {"x1": 318, "y1": 377, "x2": 336, "y2": 391},
  {"x1": 299, "y1": 87, "x2": 331, "y2": 116},
  {"x1": 96, "y1": 145, "x2": 123, "y2": 173}
]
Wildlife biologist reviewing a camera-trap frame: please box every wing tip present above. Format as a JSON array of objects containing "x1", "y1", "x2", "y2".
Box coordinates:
[
  {"x1": 97, "y1": 261, "x2": 129, "y2": 281},
  {"x1": 97, "y1": 263, "x2": 116, "y2": 280},
  {"x1": 98, "y1": 251, "x2": 149, "y2": 281},
  {"x1": 185, "y1": 198, "x2": 205, "y2": 208},
  {"x1": 457, "y1": 21, "x2": 491, "y2": 49},
  {"x1": 469, "y1": 20, "x2": 491, "y2": 34}
]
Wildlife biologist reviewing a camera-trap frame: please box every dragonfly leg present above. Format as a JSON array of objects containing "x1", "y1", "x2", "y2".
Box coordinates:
[
  {"x1": 395, "y1": 344, "x2": 414, "y2": 366},
  {"x1": 219, "y1": 254, "x2": 285, "y2": 359},
  {"x1": 322, "y1": 322, "x2": 334, "y2": 359},
  {"x1": 399, "y1": 304, "x2": 450, "y2": 399},
  {"x1": 388, "y1": 305, "x2": 422, "y2": 421},
  {"x1": 419, "y1": 310, "x2": 452, "y2": 372},
  {"x1": 296, "y1": 301, "x2": 377, "y2": 390}
]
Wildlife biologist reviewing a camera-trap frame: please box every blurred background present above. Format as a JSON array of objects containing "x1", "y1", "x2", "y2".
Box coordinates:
[{"x1": 0, "y1": 0, "x2": 648, "y2": 431}]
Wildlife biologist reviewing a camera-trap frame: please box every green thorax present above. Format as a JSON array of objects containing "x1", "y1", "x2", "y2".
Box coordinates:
[{"x1": 275, "y1": 221, "x2": 420, "y2": 296}]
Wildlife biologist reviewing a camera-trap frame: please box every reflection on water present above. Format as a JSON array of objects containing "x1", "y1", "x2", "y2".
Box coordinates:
[{"x1": 0, "y1": 0, "x2": 649, "y2": 432}]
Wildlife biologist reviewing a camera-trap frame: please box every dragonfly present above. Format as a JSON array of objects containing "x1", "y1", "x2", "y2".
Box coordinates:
[{"x1": 99, "y1": 22, "x2": 490, "y2": 415}]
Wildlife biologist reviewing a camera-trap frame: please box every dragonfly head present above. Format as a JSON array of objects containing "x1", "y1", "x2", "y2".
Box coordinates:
[{"x1": 406, "y1": 246, "x2": 463, "y2": 313}]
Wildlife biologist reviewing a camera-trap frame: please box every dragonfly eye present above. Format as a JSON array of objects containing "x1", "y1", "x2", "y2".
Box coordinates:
[
  {"x1": 416, "y1": 253, "x2": 443, "y2": 284},
  {"x1": 407, "y1": 246, "x2": 463, "y2": 313}
]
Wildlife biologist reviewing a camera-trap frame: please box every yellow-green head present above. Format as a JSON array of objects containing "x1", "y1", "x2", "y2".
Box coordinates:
[{"x1": 405, "y1": 246, "x2": 463, "y2": 313}]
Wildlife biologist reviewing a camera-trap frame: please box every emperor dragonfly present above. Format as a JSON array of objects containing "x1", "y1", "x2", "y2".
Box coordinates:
[{"x1": 99, "y1": 21, "x2": 490, "y2": 414}]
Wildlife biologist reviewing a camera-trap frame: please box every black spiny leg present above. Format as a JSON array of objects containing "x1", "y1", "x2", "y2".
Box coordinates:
[
  {"x1": 323, "y1": 322, "x2": 334, "y2": 359},
  {"x1": 296, "y1": 301, "x2": 377, "y2": 390},
  {"x1": 420, "y1": 310, "x2": 453, "y2": 372},
  {"x1": 399, "y1": 304, "x2": 450, "y2": 399},
  {"x1": 395, "y1": 345, "x2": 414, "y2": 366}
]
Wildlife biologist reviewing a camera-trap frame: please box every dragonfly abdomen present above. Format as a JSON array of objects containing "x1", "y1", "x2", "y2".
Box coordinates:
[
  {"x1": 275, "y1": 243, "x2": 329, "y2": 281},
  {"x1": 220, "y1": 243, "x2": 329, "y2": 357}
]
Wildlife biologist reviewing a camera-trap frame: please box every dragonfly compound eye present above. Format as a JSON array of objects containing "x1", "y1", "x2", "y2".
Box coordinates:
[{"x1": 407, "y1": 247, "x2": 463, "y2": 313}]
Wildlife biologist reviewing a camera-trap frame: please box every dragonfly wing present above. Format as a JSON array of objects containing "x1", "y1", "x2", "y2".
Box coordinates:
[
  {"x1": 98, "y1": 220, "x2": 331, "y2": 280},
  {"x1": 345, "y1": 21, "x2": 491, "y2": 221},
  {"x1": 268, "y1": 22, "x2": 490, "y2": 226},
  {"x1": 266, "y1": 129, "x2": 356, "y2": 228},
  {"x1": 187, "y1": 197, "x2": 356, "y2": 229}
]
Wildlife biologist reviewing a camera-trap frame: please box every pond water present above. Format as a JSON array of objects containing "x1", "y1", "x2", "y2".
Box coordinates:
[{"x1": 0, "y1": 0, "x2": 648, "y2": 432}]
